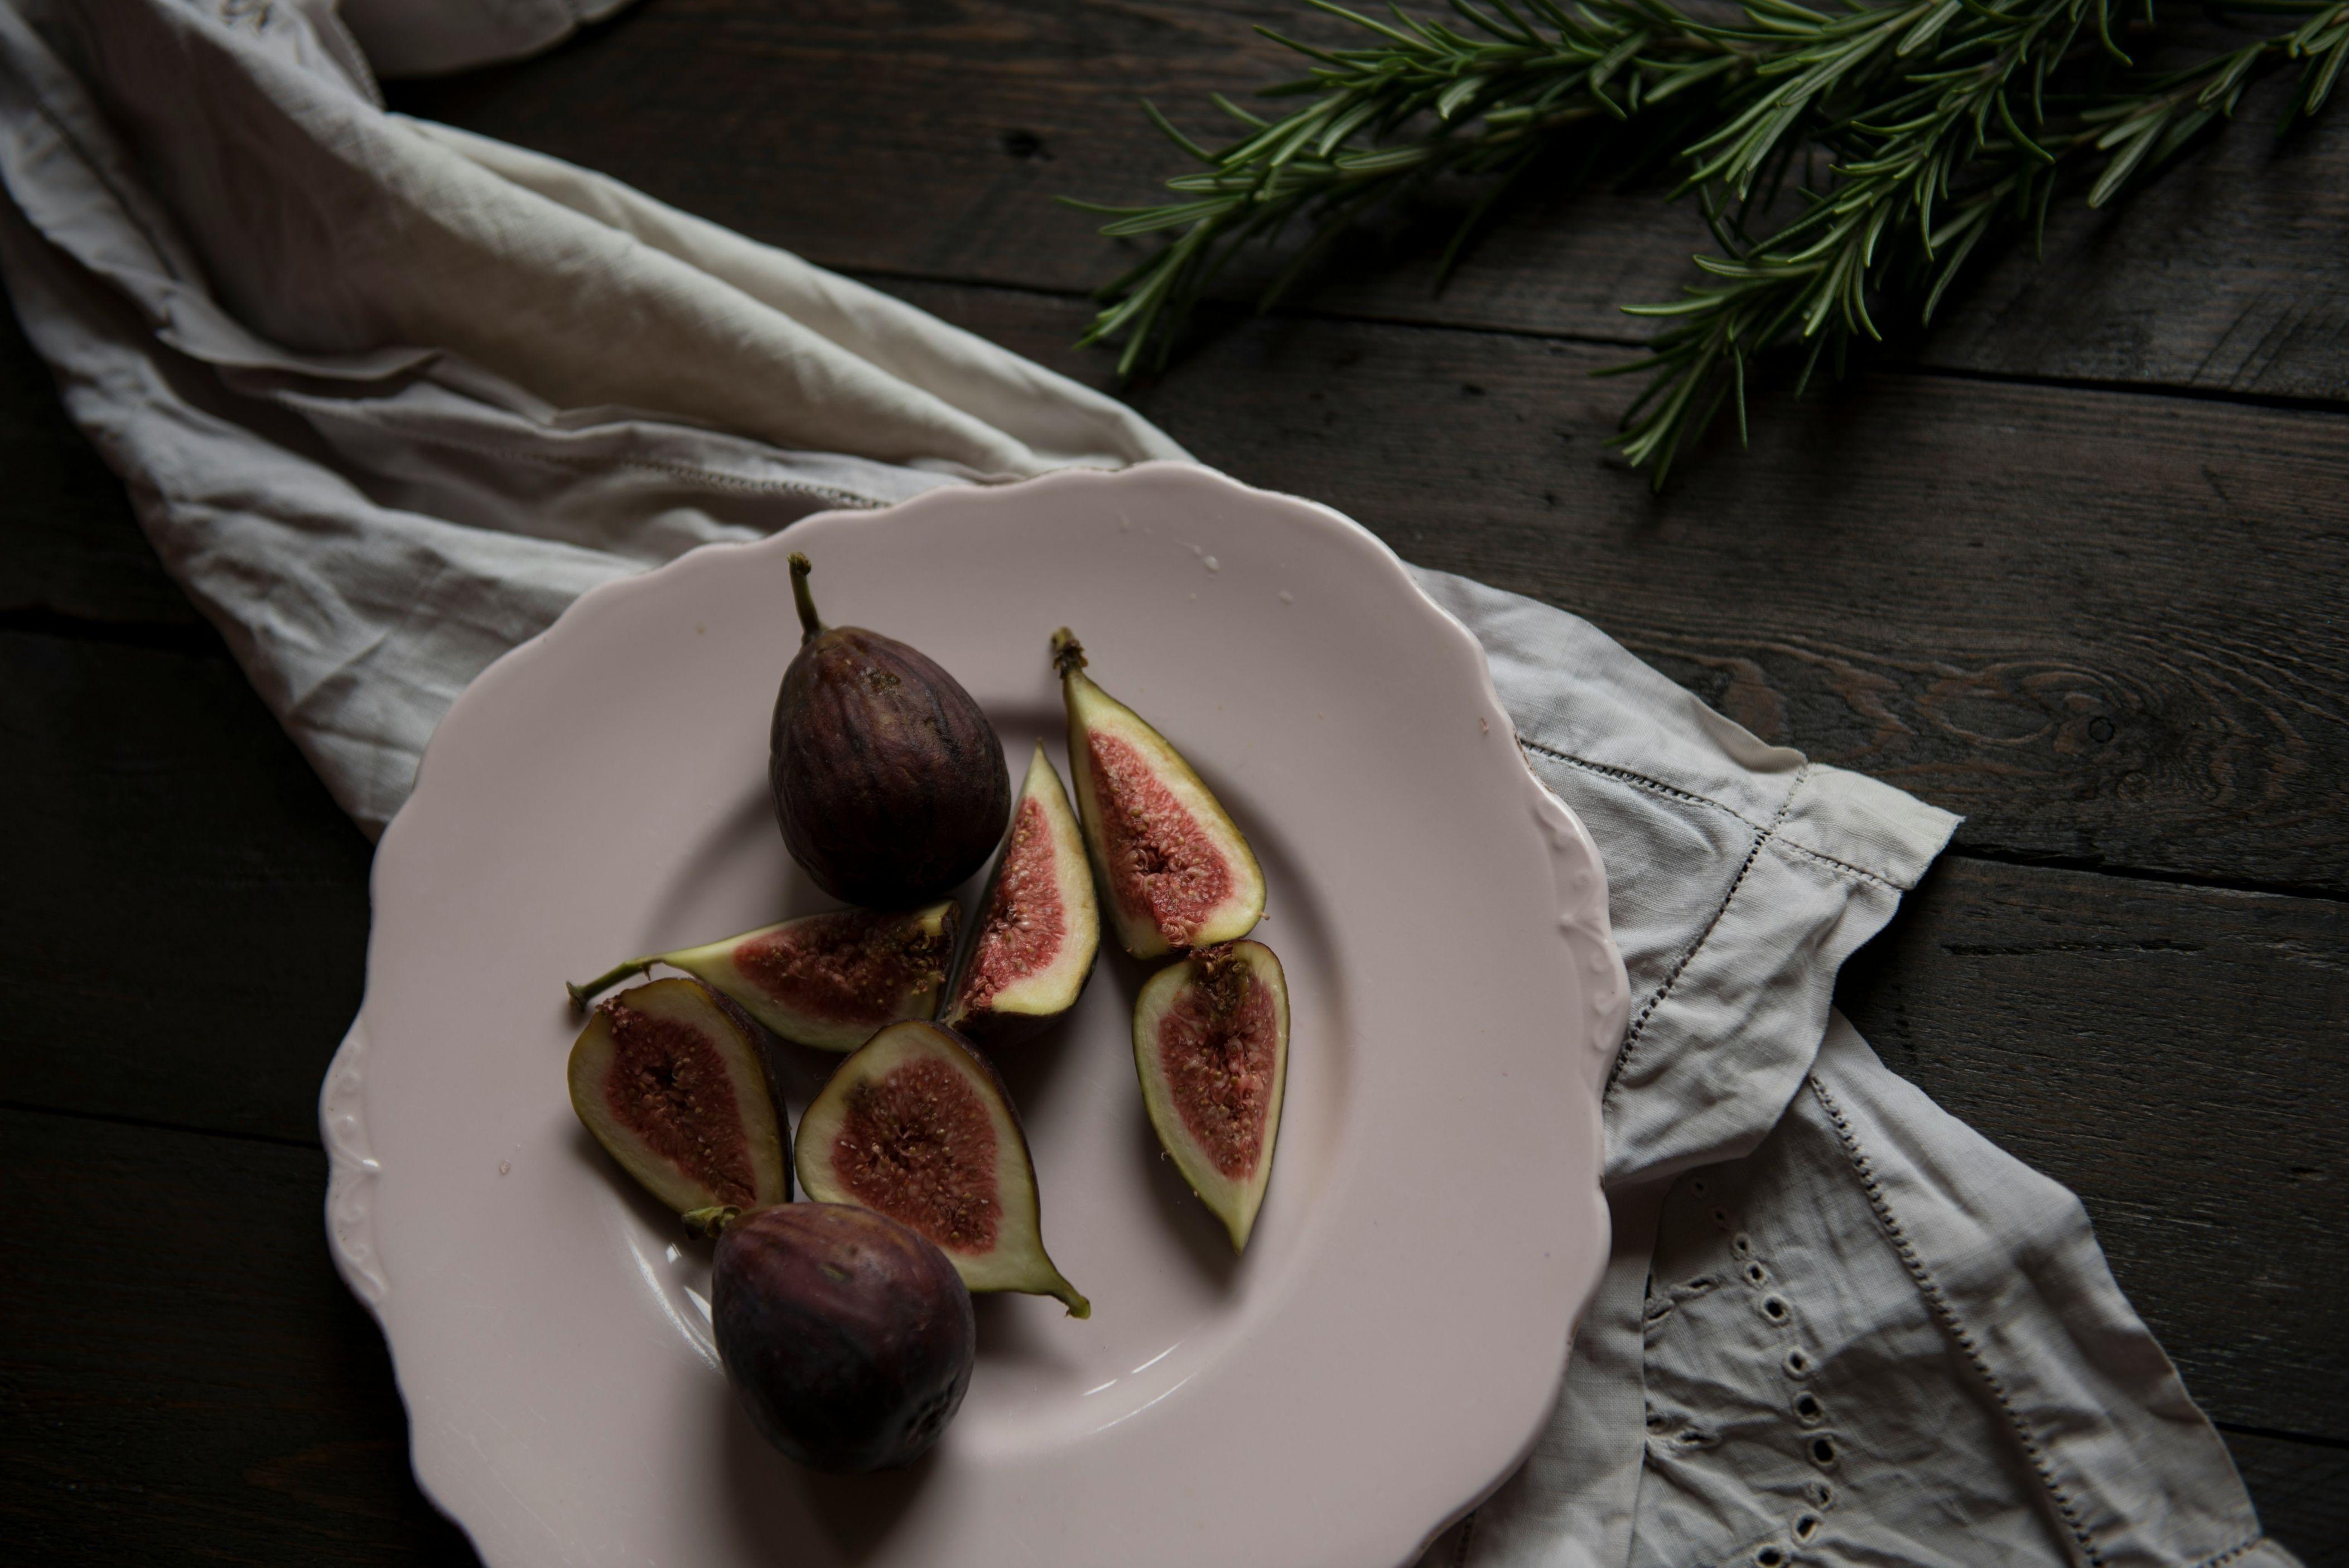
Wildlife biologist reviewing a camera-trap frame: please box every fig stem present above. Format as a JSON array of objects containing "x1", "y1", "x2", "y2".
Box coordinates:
[
  {"x1": 789, "y1": 552, "x2": 825, "y2": 645},
  {"x1": 1049, "y1": 626, "x2": 1087, "y2": 677},
  {"x1": 565, "y1": 958, "x2": 658, "y2": 1013},
  {"x1": 681, "y1": 1204, "x2": 742, "y2": 1238},
  {"x1": 1053, "y1": 1278, "x2": 1093, "y2": 1319}
]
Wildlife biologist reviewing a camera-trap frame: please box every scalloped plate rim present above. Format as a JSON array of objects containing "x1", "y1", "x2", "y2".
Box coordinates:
[{"x1": 324, "y1": 460, "x2": 1626, "y2": 1568}]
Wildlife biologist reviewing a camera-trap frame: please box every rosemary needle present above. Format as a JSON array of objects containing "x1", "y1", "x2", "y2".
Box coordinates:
[{"x1": 1067, "y1": 0, "x2": 2348, "y2": 485}]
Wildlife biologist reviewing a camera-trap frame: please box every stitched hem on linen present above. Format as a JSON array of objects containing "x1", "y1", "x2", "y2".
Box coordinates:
[
  {"x1": 1596, "y1": 760, "x2": 1811, "y2": 1102},
  {"x1": 1806, "y1": 1073, "x2": 2110, "y2": 1568}
]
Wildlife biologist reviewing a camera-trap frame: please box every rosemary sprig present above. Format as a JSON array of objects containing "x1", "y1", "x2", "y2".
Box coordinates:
[
  {"x1": 1068, "y1": 0, "x2": 2346, "y2": 483},
  {"x1": 1065, "y1": 1, "x2": 1749, "y2": 378}
]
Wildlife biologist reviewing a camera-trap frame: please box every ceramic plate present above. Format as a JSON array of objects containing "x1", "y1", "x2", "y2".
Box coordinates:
[{"x1": 323, "y1": 462, "x2": 1626, "y2": 1568}]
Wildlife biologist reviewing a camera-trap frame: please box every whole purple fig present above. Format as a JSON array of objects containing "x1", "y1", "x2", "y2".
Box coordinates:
[
  {"x1": 770, "y1": 553, "x2": 1009, "y2": 905},
  {"x1": 712, "y1": 1203, "x2": 975, "y2": 1472}
]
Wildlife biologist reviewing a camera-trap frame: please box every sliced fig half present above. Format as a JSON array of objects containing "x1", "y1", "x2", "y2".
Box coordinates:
[
  {"x1": 567, "y1": 902, "x2": 959, "y2": 1052},
  {"x1": 797, "y1": 1020, "x2": 1089, "y2": 1316},
  {"x1": 1132, "y1": 941, "x2": 1290, "y2": 1253},
  {"x1": 944, "y1": 743, "x2": 1099, "y2": 1042},
  {"x1": 568, "y1": 977, "x2": 791, "y2": 1222},
  {"x1": 1052, "y1": 629, "x2": 1265, "y2": 959}
]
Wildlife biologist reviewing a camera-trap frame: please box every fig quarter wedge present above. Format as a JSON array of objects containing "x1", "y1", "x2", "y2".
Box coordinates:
[
  {"x1": 944, "y1": 743, "x2": 1099, "y2": 1043},
  {"x1": 568, "y1": 978, "x2": 792, "y2": 1221},
  {"x1": 567, "y1": 902, "x2": 958, "y2": 1053},
  {"x1": 1133, "y1": 941, "x2": 1290, "y2": 1253},
  {"x1": 798, "y1": 1021, "x2": 1089, "y2": 1316},
  {"x1": 1052, "y1": 629, "x2": 1265, "y2": 959}
]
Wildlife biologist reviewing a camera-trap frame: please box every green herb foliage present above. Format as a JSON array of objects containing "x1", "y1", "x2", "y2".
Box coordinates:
[{"x1": 1067, "y1": 0, "x2": 2346, "y2": 483}]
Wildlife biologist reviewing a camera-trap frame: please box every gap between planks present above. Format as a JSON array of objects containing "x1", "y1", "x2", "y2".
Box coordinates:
[{"x1": 833, "y1": 264, "x2": 2349, "y2": 424}]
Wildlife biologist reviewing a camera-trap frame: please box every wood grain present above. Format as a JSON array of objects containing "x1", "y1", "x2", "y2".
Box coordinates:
[
  {"x1": 384, "y1": 0, "x2": 2349, "y2": 401},
  {"x1": 6, "y1": 282, "x2": 2345, "y2": 892},
  {"x1": 0, "y1": 1109, "x2": 478, "y2": 1566},
  {"x1": 2218, "y1": 1429, "x2": 2349, "y2": 1568},
  {"x1": 886, "y1": 279, "x2": 2349, "y2": 894},
  {"x1": 0, "y1": 298, "x2": 198, "y2": 628},
  {"x1": 0, "y1": 630, "x2": 373, "y2": 1143},
  {"x1": 1837, "y1": 855, "x2": 2349, "y2": 1442}
]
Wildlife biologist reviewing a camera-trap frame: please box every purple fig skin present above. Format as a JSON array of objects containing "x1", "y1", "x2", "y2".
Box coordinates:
[
  {"x1": 712, "y1": 1204, "x2": 975, "y2": 1473},
  {"x1": 770, "y1": 554, "x2": 1010, "y2": 906}
]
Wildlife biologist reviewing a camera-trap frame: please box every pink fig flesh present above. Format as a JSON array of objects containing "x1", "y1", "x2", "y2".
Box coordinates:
[
  {"x1": 798, "y1": 1021, "x2": 1088, "y2": 1315},
  {"x1": 567, "y1": 978, "x2": 791, "y2": 1219},
  {"x1": 1132, "y1": 941, "x2": 1290, "y2": 1252},
  {"x1": 947, "y1": 744, "x2": 1099, "y2": 1041},
  {"x1": 568, "y1": 902, "x2": 958, "y2": 1053},
  {"x1": 1053, "y1": 629, "x2": 1265, "y2": 959}
]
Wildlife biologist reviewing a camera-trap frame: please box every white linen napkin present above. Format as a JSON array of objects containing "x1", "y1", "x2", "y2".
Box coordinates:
[
  {"x1": 0, "y1": 2, "x2": 2296, "y2": 1565},
  {"x1": 0, "y1": 0, "x2": 1180, "y2": 832},
  {"x1": 1410, "y1": 575, "x2": 2293, "y2": 1568}
]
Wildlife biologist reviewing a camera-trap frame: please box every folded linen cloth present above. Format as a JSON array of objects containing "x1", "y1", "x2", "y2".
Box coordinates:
[
  {"x1": 0, "y1": 3, "x2": 2294, "y2": 1565},
  {"x1": 1412, "y1": 572, "x2": 2293, "y2": 1568},
  {"x1": 0, "y1": 0, "x2": 1180, "y2": 832}
]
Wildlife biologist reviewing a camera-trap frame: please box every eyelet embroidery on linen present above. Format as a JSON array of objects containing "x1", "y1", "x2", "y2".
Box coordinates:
[{"x1": 1660, "y1": 1190, "x2": 1853, "y2": 1566}]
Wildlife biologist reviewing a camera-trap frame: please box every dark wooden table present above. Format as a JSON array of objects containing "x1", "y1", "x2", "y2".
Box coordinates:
[{"x1": 6, "y1": 1, "x2": 2345, "y2": 1561}]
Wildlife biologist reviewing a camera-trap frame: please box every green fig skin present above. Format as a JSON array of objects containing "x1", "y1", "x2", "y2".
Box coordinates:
[
  {"x1": 944, "y1": 745, "x2": 1101, "y2": 1044},
  {"x1": 713, "y1": 1204, "x2": 975, "y2": 1473},
  {"x1": 1132, "y1": 942, "x2": 1290, "y2": 1253},
  {"x1": 1051, "y1": 629, "x2": 1265, "y2": 961},
  {"x1": 798, "y1": 1021, "x2": 1090, "y2": 1317},
  {"x1": 771, "y1": 554, "x2": 1010, "y2": 907},
  {"x1": 566, "y1": 978, "x2": 792, "y2": 1221},
  {"x1": 567, "y1": 901, "x2": 960, "y2": 1053}
]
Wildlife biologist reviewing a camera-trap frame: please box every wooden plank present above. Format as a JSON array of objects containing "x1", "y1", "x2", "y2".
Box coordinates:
[
  {"x1": 2220, "y1": 1429, "x2": 2349, "y2": 1568},
  {"x1": 7, "y1": 278, "x2": 2342, "y2": 889},
  {"x1": 384, "y1": 0, "x2": 2349, "y2": 401},
  {"x1": 1836, "y1": 855, "x2": 2349, "y2": 1442},
  {"x1": 0, "y1": 630, "x2": 373, "y2": 1145},
  {"x1": 885, "y1": 279, "x2": 2349, "y2": 893},
  {"x1": 0, "y1": 293, "x2": 196, "y2": 628},
  {"x1": 0, "y1": 1109, "x2": 479, "y2": 1566}
]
